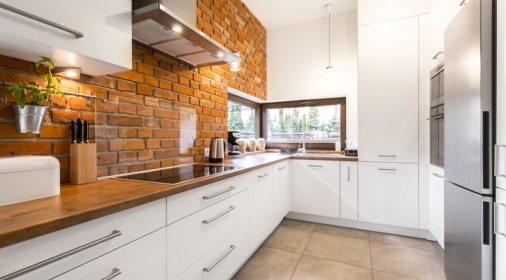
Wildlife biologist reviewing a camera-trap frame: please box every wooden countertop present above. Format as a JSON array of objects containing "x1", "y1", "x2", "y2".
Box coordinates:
[{"x1": 0, "y1": 153, "x2": 357, "y2": 249}]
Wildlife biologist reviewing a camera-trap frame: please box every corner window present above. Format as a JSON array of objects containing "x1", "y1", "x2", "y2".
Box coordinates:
[{"x1": 227, "y1": 96, "x2": 259, "y2": 139}]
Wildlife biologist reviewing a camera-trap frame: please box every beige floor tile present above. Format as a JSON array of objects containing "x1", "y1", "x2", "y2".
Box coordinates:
[
  {"x1": 314, "y1": 224, "x2": 369, "y2": 240},
  {"x1": 370, "y1": 242, "x2": 446, "y2": 280},
  {"x1": 369, "y1": 232, "x2": 437, "y2": 252},
  {"x1": 373, "y1": 270, "x2": 418, "y2": 280},
  {"x1": 281, "y1": 218, "x2": 316, "y2": 231},
  {"x1": 262, "y1": 226, "x2": 313, "y2": 254},
  {"x1": 303, "y1": 231, "x2": 372, "y2": 269},
  {"x1": 292, "y1": 255, "x2": 373, "y2": 280},
  {"x1": 232, "y1": 247, "x2": 301, "y2": 280}
]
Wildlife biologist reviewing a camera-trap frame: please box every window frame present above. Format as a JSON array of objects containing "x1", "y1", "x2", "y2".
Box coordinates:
[{"x1": 228, "y1": 94, "x2": 261, "y2": 139}]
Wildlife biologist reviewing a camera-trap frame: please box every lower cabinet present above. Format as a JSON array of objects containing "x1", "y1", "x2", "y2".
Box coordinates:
[
  {"x1": 340, "y1": 161, "x2": 358, "y2": 220},
  {"x1": 55, "y1": 228, "x2": 166, "y2": 280},
  {"x1": 248, "y1": 165, "x2": 274, "y2": 253},
  {"x1": 429, "y1": 165, "x2": 445, "y2": 248},
  {"x1": 175, "y1": 225, "x2": 249, "y2": 280},
  {"x1": 293, "y1": 160, "x2": 340, "y2": 218},
  {"x1": 358, "y1": 162, "x2": 419, "y2": 228},
  {"x1": 272, "y1": 160, "x2": 292, "y2": 224}
]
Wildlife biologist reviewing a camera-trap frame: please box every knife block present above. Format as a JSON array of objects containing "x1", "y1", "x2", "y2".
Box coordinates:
[{"x1": 70, "y1": 143, "x2": 97, "y2": 185}]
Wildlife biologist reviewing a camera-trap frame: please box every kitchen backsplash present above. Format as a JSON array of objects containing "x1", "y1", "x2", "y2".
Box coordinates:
[{"x1": 0, "y1": 0, "x2": 266, "y2": 183}]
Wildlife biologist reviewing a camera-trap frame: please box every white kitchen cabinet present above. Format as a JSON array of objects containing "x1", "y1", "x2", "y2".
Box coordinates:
[
  {"x1": 358, "y1": 16, "x2": 419, "y2": 163},
  {"x1": 166, "y1": 190, "x2": 248, "y2": 280},
  {"x1": 0, "y1": 0, "x2": 131, "y2": 76},
  {"x1": 0, "y1": 199, "x2": 166, "y2": 280},
  {"x1": 358, "y1": 0, "x2": 429, "y2": 26},
  {"x1": 55, "y1": 228, "x2": 166, "y2": 280},
  {"x1": 340, "y1": 161, "x2": 358, "y2": 221},
  {"x1": 358, "y1": 162, "x2": 419, "y2": 228},
  {"x1": 272, "y1": 160, "x2": 292, "y2": 224},
  {"x1": 292, "y1": 160, "x2": 340, "y2": 218},
  {"x1": 496, "y1": 188, "x2": 506, "y2": 279},
  {"x1": 429, "y1": 165, "x2": 445, "y2": 248},
  {"x1": 248, "y1": 165, "x2": 274, "y2": 253}
]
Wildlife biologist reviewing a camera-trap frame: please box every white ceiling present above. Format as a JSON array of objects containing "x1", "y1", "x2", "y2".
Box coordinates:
[{"x1": 241, "y1": 0, "x2": 358, "y2": 30}]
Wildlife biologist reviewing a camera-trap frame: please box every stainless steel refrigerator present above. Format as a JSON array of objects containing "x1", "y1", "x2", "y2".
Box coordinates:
[{"x1": 444, "y1": 0, "x2": 495, "y2": 279}]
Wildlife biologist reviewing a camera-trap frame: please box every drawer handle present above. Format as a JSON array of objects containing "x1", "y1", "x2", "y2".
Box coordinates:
[
  {"x1": 378, "y1": 168, "x2": 396, "y2": 171},
  {"x1": 348, "y1": 167, "x2": 351, "y2": 182},
  {"x1": 432, "y1": 51, "x2": 444, "y2": 60},
  {"x1": 0, "y1": 230, "x2": 121, "y2": 280},
  {"x1": 378, "y1": 155, "x2": 396, "y2": 158},
  {"x1": 0, "y1": 3, "x2": 84, "y2": 38},
  {"x1": 308, "y1": 165, "x2": 323, "y2": 168},
  {"x1": 432, "y1": 173, "x2": 444, "y2": 179},
  {"x1": 102, "y1": 268, "x2": 122, "y2": 280},
  {"x1": 258, "y1": 173, "x2": 269, "y2": 178},
  {"x1": 495, "y1": 145, "x2": 506, "y2": 178},
  {"x1": 279, "y1": 166, "x2": 287, "y2": 169},
  {"x1": 203, "y1": 206, "x2": 235, "y2": 224},
  {"x1": 203, "y1": 245, "x2": 236, "y2": 272},
  {"x1": 203, "y1": 186, "x2": 236, "y2": 200},
  {"x1": 495, "y1": 203, "x2": 506, "y2": 237}
]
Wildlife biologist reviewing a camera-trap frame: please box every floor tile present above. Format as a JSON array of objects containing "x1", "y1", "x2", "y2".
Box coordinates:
[
  {"x1": 314, "y1": 224, "x2": 369, "y2": 240},
  {"x1": 303, "y1": 231, "x2": 372, "y2": 269},
  {"x1": 431, "y1": 241, "x2": 444, "y2": 254},
  {"x1": 281, "y1": 218, "x2": 316, "y2": 232},
  {"x1": 292, "y1": 255, "x2": 373, "y2": 280},
  {"x1": 232, "y1": 247, "x2": 301, "y2": 280},
  {"x1": 262, "y1": 226, "x2": 313, "y2": 254},
  {"x1": 370, "y1": 242, "x2": 446, "y2": 280},
  {"x1": 369, "y1": 232, "x2": 437, "y2": 252},
  {"x1": 373, "y1": 270, "x2": 418, "y2": 280}
]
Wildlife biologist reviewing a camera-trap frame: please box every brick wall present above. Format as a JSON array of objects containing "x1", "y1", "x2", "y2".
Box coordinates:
[{"x1": 0, "y1": 0, "x2": 266, "y2": 183}]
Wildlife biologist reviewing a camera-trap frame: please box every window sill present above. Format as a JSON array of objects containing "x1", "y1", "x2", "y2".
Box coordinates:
[{"x1": 266, "y1": 140, "x2": 337, "y2": 144}]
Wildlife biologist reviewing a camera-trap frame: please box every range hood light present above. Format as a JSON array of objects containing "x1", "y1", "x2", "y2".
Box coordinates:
[
  {"x1": 230, "y1": 51, "x2": 240, "y2": 72},
  {"x1": 53, "y1": 67, "x2": 81, "y2": 80},
  {"x1": 217, "y1": 52, "x2": 224, "y2": 57},
  {"x1": 172, "y1": 26, "x2": 182, "y2": 33}
]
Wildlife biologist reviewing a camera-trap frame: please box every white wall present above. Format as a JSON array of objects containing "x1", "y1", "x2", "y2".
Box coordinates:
[
  {"x1": 267, "y1": 11, "x2": 358, "y2": 140},
  {"x1": 358, "y1": 0, "x2": 430, "y2": 26}
]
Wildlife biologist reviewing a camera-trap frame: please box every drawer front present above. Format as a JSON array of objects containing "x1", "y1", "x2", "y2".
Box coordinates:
[
  {"x1": 55, "y1": 228, "x2": 166, "y2": 280},
  {"x1": 0, "y1": 199, "x2": 166, "y2": 280},
  {"x1": 358, "y1": 162, "x2": 419, "y2": 228},
  {"x1": 167, "y1": 190, "x2": 248, "y2": 280},
  {"x1": 175, "y1": 224, "x2": 248, "y2": 280},
  {"x1": 166, "y1": 172, "x2": 249, "y2": 225}
]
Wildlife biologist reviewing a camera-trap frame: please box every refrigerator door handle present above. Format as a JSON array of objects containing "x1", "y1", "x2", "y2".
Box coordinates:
[
  {"x1": 494, "y1": 202, "x2": 506, "y2": 237},
  {"x1": 495, "y1": 145, "x2": 506, "y2": 177}
]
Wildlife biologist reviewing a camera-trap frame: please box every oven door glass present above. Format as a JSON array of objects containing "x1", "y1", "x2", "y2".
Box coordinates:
[
  {"x1": 430, "y1": 118, "x2": 440, "y2": 166},
  {"x1": 438, "y1": 71, "x2": 444, "y2": 105},
  {"x1": 430, "y1": 74, "x2": 440, "y2": 108}
]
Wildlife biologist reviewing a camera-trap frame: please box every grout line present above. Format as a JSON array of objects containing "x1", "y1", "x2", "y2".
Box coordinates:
[
  {"x1": 290, "y1": 226, "x2": 315, "y2": 279},
  {"x1": 300, "y1": 254, "x2": 374, "y2": 271},
  {"x1": 368, "y1": 232, "x2": 373, "y2": 272}
]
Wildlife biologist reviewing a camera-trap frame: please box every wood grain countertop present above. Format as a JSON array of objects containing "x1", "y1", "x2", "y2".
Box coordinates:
[{"x1": 0, "y1": 153, "x2": 357, "y2": 249}]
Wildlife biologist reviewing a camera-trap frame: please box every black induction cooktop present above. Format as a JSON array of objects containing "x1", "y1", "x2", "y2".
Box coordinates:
[{"x1": 113, "y1": 164, "x2": 242, "y2": 185}]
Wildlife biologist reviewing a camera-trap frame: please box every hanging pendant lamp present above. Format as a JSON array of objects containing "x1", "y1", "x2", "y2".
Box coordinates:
[
  {"x1": 230, "y1": 0, "x2": 241, "y2": 72},
  {"x1": 325, "y1": 4, "x2": 333, "y2": 79}
]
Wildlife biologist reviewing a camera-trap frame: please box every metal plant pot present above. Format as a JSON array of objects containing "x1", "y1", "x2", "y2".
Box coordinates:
[{"x1": 11, "y1": 104, "x2": 48, "y2": 134}]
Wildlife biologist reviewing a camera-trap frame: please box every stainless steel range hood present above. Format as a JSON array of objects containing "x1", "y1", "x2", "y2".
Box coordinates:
[{"x1": 132, "y1": 0, "x2": 240, "y2": 68}]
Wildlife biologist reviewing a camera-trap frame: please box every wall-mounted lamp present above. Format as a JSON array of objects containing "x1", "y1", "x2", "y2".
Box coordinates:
[
  {"x1": 53, "y1": 67, "x2": 81, "y2": 79},
  {"x1": 230, "y1": 51, "x2": 241, "y2": 72}
]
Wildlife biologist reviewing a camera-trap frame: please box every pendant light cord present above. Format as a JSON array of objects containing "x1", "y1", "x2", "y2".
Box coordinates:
[{"x1": 328, "y1": 9, "x2": 331, "y2": 66}]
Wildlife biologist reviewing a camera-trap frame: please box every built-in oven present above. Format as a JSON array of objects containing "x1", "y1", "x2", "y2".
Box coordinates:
[{"x1": 429, "y1": 61, "x2": 444, "y2": 167}]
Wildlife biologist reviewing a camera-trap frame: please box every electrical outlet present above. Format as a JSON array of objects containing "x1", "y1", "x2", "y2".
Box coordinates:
[
  {"x1": 204, "y1": 148, "x2": 210, "y2": 158},
  {"x1": 85, "y1": 90, "x2": 92, "y2": 106}
]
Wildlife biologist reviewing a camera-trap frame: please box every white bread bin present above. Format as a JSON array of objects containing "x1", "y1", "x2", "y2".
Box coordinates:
[{"x1": 0, "y1": 156, "x2": 60, "y2": 207}]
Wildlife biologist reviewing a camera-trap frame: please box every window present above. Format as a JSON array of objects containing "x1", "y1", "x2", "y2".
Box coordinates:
[{"x1": 227, "y1": 95, "x2": 260, "y2": 139}]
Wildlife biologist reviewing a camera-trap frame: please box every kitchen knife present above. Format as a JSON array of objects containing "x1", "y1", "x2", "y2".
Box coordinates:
[
  {"x1": 84, "y1": 120, "x2": 90, "y2": 143},
  {"x1": 77, "y1": 118, "x2": 83, "y2": 143},
  {"x1": 70, "y1": 120, "x2": 77, "y2": 143}
]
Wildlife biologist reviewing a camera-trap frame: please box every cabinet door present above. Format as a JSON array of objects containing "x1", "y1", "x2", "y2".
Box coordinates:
[
  {"x1": 496, "y1": 188, "x2": 506, "y2": 279},
  {"x1": 358, "y1": 162, "x2": 419, "y2": 228},
  {"x1": 340, "y1": 161, "x2": 358, "y2": 221},
  {"x1": 293, "y1": 160, "x2": 340, "y2": 218},
  {"x1": 55, "y1": 228, "x2": 166, "y2": 280},
  {"x1": 497, "y1": 0, "x2": 506, "y2": 191},
  {"x1": 272, "y1": 160, "x2": 292, "y2": 224},
  {"x1": 248, "y1": 165, "x2": 273, "y2": 253},
  {"x1": 429, "y1": 165, "x2": 445, "y2": 248},
  {"x1": 358, "y1": 17, "x2": 419, "y2": 163}
]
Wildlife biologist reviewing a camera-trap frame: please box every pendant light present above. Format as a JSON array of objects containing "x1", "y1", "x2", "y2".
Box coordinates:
[
  {"x1": 325, "y1": 4, "x2": 333, "y2": 79},
  {"x1": 230, "y1": 0, "x2": 241, "y2": 72}
]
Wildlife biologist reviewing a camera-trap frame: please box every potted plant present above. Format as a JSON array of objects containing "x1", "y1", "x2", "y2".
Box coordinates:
[
  {"x1": 9, "y1": 57, "x2": 63, "y2": 133},
  {"x1": 257, "y1": 138, "x2": 266, "y2": 151},
  {"x1": 248, "y1": 138, "x2": 257, "y2": 152},
  {"x1": 237, "y1": 139, "x2": 247, "y2": 153}
]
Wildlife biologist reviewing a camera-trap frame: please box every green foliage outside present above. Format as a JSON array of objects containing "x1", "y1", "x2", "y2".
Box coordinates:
[
  {"x1": 267, "y1": 107, "x2": 339, "y2": 134},
  {"x1": 228, "y1": 103, "x2": 244, "y2": 131}
]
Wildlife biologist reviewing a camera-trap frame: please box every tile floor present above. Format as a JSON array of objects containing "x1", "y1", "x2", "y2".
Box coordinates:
[{"x1": 232, "y1": 219, "x2": 446, "y2": 280}]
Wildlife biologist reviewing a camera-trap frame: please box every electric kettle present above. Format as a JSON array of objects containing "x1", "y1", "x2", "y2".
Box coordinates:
[{"x1": 209, "y1": 137, "x2": 225, "y2": 162}]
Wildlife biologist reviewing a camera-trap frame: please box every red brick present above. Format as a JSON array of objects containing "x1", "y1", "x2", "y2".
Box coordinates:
[
  {"x1": 108, "y1": 115, "x2": 143, "y2": 126},
  {"x1": 154, "y1": 108, "x2": 178, "y2": 119},
  {"x1": 0, "y1": 142, "x2": 51, "y2": 156},
  {"x1": 154, "y1": 149, "x2": 179, "y2": 159},
  {"x1": 138, "y1": 128, "x2": 153, "y2": 138},
  {"x1": 200, "y1": 99, "x2": 214, "y2": 109},
  {"x1": 109, "y1": 71, "x2": 143, "y2": 83},
  {"x1": 145, "y1": 76, "x2": 159, "y2": 87},
  {"x1": 154, "y1": 88, "x2": 177, "y2": 101},
  {"x1": 137, "y1": 106, "x2": 153, "y2": 117},
  {"x1": 173, "y1": 65, "x2": 193, "y2": 79},
  {"x1": 199, "y1": 68, "x2": 215, "y2": 79},
  {"x1": 117, "y1": 80, "x2": 135, "y2": 92},
  {"x1": 0, "y1": 55, "x2": 31, "y2": 71},
  {"x1": 160, "y1": 119, "x2": 173, "y2": 128},
  {"x1": 40, "y1": 125, "x2": 69, "y2": 139},
  {"x1": 118, "y1": 128, "x2": 137, "y2": 138},
  {"x1": 118, "y1": 103, "x2": 136, "y2": 115},
  {"x1": 146, "y1": 139, "x2": 161, "y2": 149},
  {"x1": 137, "y1": 63, "x2": 153, "y2": 75},
  {"x1": 153, "y1": 129, "x2": 179, "y2": 138},
  {"x1": 110, "y1": 139, "x2": 145, "y2": 151},
  {"x1": 144, "y1": 54, "x2": 158, "y2": 66},
  {"x1": 138, "y1": 150, "x2": 154, "y2": 161},
  {"x1": 173, "y1": 84, "x2": 193, "y2": 95},
  {"x1": 154, "y1": 68, "x2": 178, "y2": 82},
  {"x1": 96, "y1": 128, "x2": 118, "y2": 139},
  {"x1": 97, "y1": 153, "x2": 118, "y2": 164},
  {"x1": 200, "y1": 84, "x2": 216, "y2": 94},
  {"x1": 137, "y1": 84, "x2": 153, "y2": 96}
]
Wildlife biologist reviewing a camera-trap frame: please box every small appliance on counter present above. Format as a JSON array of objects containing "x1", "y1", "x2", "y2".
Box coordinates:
[
  {"x1": 344, "y1": 136, "x2": 358, "y2": 157},
  {"x1": 227, "y1": 131, "x2": 242, "y2": 155},
  {"x1": 209, "y1": 137, "x2": 225, "y2": 162}
]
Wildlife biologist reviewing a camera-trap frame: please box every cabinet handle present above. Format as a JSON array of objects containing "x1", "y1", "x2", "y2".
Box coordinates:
[
  {"x1": 203, "y1": 206, "x2": 235, "y2": 224},
  {"x1": 279, "y1": 166, "x2": 287, "y2": 169},
  {"x1": 494, "y1": 202, "x2": 506, "y2": 237},
  {"x1": 258, "y1": 173, "x2": 269, "y2": 178},
  {"x1": 0, "y1": 230, "x2": 121, "y2": 280},
  {"x1": 432, "y1": 51, "x2": 444, "y2": 60},
  {"x1": 426, "y1": 116, "x2": 444, "y2": 120},
  {"x1": 460, "y1": 0, "x2": 467, "y2": 6},
  {"x1": 0, "y1": 3, "x2": 84, "y2": 38},
  {"x1": 102, "y1": 268, "x2": 122, "y2": 280},
  {"x1": 378, "y1": 168, "x2": 396, "y2": 171},
  {"x1": 203, "y1": 186, "x2": 236, "y2": 200},
  {"x1": 378, "y1": 155, "x2": 396, "y2": 158},
  {"x1": 432, "y1": 173, "x2": 444, "y2": 179},
  {"x1": 495, "y1": 145, "x2": 506, "y2": 178},
  {"x1": 347, "y1": 167, "x2": 350, "y2": 182},
  {"x1": 203, "y1": 245, "x2": 236, "y2": 272},
  {"x1": 308, "y1": 165, "x2": 323, "y2": 168}
]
